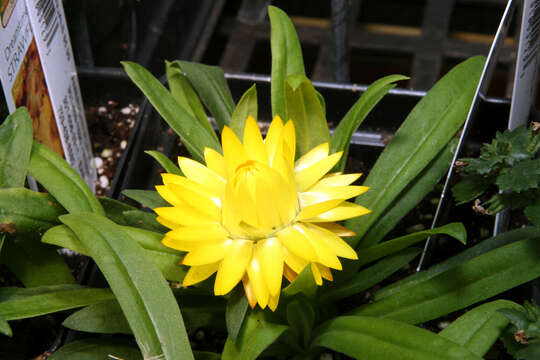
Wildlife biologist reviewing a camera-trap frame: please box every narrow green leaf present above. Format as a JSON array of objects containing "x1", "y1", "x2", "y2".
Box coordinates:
[
  {"x1": 353, "y1": 236, "x2": 540, "y2": 325},
  {"x1": 173, "y1": 60, "x2": 235, "y2": 131},
  {"x1": 525, "y1": 205, "x2": 540, "y2": 226},
  {"x1": 356, "y1": 223, "x2": 466, "y2": 267},
  {"x1": 63, "y1": 299, "x2": 131, "y2": 334},
  {"x1": 375, "y1": 226, "x2": 540, "y2": 300},
  {"x1": 48, "y1": 338, "x2": 142, "y2": 360},
  {"x1": 268, "y1": 5, "x2": 306, "y2": 120},
  {"x1": 312, "y1": 316, "x2": 482, "y2": 360},
  {"x1": 98, "y1": 196, "x2": 138, "y2": 226},
  {"x1": 285, "y1": 75, "x2": 330, "y2": 157},
  {"x1": 121, "y1": 61, "x2": 221, "y2": 162},
  {"x1": 230, "y1": 84, "x2": 258, "y2": 138},
  {"x1": 0, "y1": 285, "x2": 113, "y2": 320},
  {"x1": 347, "y1": 56, "x2": 485, "y2": 248},
  {"x1": 286, "y1": 296, "x2": 315, "y2": 348},
  {"x1": 28, "y1": 141, "x2": 104, "y2": 215},
  {"x1": 166, "y1": 61, "x2": 217, "y2": 139},
  {"x1": 63, "y1": 289, "x2": 225, "y2": 335},
  {"x1": 319, "y1": 247, "x2": 420, "y2": 305},
  {"x1": 452, "y1": 174, "x2": 493, "y2": 204},
  {"x1": 0, "y1": 316, "x2": 11, "y2": 337},
  {"x1": 0, "y1": 187, "x2": 65, "y2": 239},
  {"x1": 145, "y1": 150, "x2": 183, "y2": 175},
  {"x1": 1, "y1": 237, "x2": 75, "y2": 287},
  {"x1": 122, "y1": 189, "x2": 168, "y2": 209},
  {"x1": 42, "y1": 224, "x2": 185, "y2": 282},
  {"x1": 362, "y1": 139, "x2": 457, "y2": 245},
  {"x1": 439, "y1": 300, "x2": 521, "y2": 357},
  {"x1": 122, "y1": 209, "x2": 167, "y2": 233},
  {"x1": 60, "y1": 213, "x2": 193, "y2": 359},
  {"x1": 0, "y1": 108, "x2": 33, "y2": 188},
  {"x1": 222, "y1": 311, "x2": 288, "y2": 360},
  {"x1": 226, "y1": 285, "x2": 249, "y2": 342},
  {"x1": 331, "y1": 75, "x2": 408, "y2": 172},
  {"x1": 283, "y1": 265, "x2": 317, "y2": 300}
]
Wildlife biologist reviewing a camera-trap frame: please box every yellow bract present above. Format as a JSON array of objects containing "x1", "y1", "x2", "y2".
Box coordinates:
[{"x1": 155, "y1": 115, "x2": 370, "y2": 310}]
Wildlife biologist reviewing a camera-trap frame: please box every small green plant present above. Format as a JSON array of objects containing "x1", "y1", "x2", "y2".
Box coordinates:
[
  {"x1": 499, "y1": 300, "x2": 540, "y2": 360},
  {"x1": 452, "y1": 123, "x2": 540, "y2": 220}
]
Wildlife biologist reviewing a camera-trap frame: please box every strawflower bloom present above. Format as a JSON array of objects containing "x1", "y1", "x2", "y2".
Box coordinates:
[{"x1": 155, "y1": 116, "x2": 370, "y2": 310}]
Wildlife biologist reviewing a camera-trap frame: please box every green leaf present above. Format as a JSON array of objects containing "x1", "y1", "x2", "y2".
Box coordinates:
[
  {"x1": 60, "y1": 213, "x2": 193, "y2": 359},
  {"x1": 1, "y1": 236, "x2": 75, "y2": 287},
  {"x1": 439, "y1": 300, "x2": 521, "y2": 357},
  {"x1": 0, "y1": 108, "x2": 33, "y2": 188},
  {"x1": 122, "y1": 189, "x2": 168, "y2": 209},
  {"x1": 226, "y1": 285, "x2": 249, "y2": 342},
  {"x1": 515, "y1": 343, "x2": 540, "y2": 360},
  {"x1": 99, "y1": 196, "x2": 137, "y2": 225},
  {"x1": 63, "y1": 289, "x2": 226, "y2": 335},
  {"x1": 0, "y1": 187, "x2": 65, "y2": 239},
  {"x1": 352, "y1": 235, "x2": 540, "y2": 324},
  {"x1": 525, "y1": 205, "x2": 540, "y2": 226},
  {"x1": 230, "y1": 84, "x2": 258, "y2": 138},
  {"x1": 122, "y1": 209, "x2": 167, "y2": 233},
  {"x1": 496, "y1": 158, "x2": 540, "y2": 192},
  {"x1": 42, "y1": 224, "x2": 185, "y2": 282},
  {"x1": 286, "y1": 295, "x2": 315, "y2": 348},
  {"x1": 28, "y1": 141, "x2": 104, "y2": 215},
  {"x1": 283, "y1": 264, "x2": 317, "y2": 300},
  {"x1": 62, "y1": 299, "x2": 131, "y2": 334},
  {"x1": 173, "y1": 60, "x2": 235, "y2": 131},
  {"x1": 319, "y1": 247, "x2": 420, "y2": 305},
  {"x1": 268, "y1": 5, "x2": 306, "y2": 120},
  {"x1": 222, "y1": 311, "x2": 288, "y2": 360},
  {"x1": 347, "y1": 56, "x2": 485, "y2": 248},
  {"x1": 284, "y1": 74, "x2": 330, "y2": 157},
  {"x1": 452, "y1": 174, "x2": 494, "y2": 204},
  {"x1": 375, "y1": 226, "x2": 540, "y2": 300},
  {"x1": 166, "y1": 61, "x2": 217, "y2": 140},
  {"x1": 145, "y1": 150, "x2": 183, "y2": 175},
  {"x1": 48, "y1": 338, "x2": 142, "y2": 360},
  {"x1": 356, "y1": 223, "x2": 466, "y2": 267},
  {"x1": 121, "y1": 61, "x2": 221, "y2": 162},
  {"x1": 0, "y1": 316, "x2": 11, "y2": 336},
  {"x1": 311, "y1": 316, "x2": 482, "y2": 360},
  {"x1": 331, "y1": 75, "x2": 408, "y2": 172},
  {"x1": 498, "y1": 308, "x2": 530, "y2": 330},
  {"x1": 0, "y1": 285, "x2": 113, "y2": 320},
  {"x1": 363, "y1": 139, "x2": 457, "y2": 245}
]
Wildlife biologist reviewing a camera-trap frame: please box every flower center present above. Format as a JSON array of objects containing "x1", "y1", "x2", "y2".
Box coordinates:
[{"x1": 222, "y1": 159, "x2": 298, "y2": 241}]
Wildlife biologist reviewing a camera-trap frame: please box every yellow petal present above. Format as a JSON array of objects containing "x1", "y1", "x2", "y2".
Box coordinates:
[
  {"x1": 311, "y1": 263, "x2": 323, "y2": 285},
  {"x1": 243, "y1": 116, "x2": 269, "y2": 165},
  {"x1": 300, "y1": 186, "x2": 369, "y2": 205},
  {"x1": 166, "y1": 225, "x2": 229, "y2": 242},
  {"x1": 296, "y1": 199, "x2": 344, "y2": 221},
  {"x1": 283, "y1": 264, "x2": 298, "y2": 283},
  {"x1": 183, "y1": 240, "x2": 233, "y2": 266},
  {"x1": 214, "y1": 240, "x2": 253, "y2": 295},
  {"x1": 246, "y1": 255, "x2": 269, "y2": 309},
  {"x1": 314, "y1": 173, "x2": 362, "y2": 187},
  {"x1": 222, "y1": 126, "x2": 248, "y2": 179},
  {"x1": 295, "y1": 142, "x2": 329, "y2": 172},
  {"x1": 242, "y1": 275, "x2": 258, "y2": 309},
  {"x1": 183, "y1": 262, "x2": 219, "y2": 287},
  {"x1": 163, "y1": 236, "x2": 199, "y2": 252},
  {"x1": 303, "y1": 202, "x2": 371, "y2": 222},
  {"x1": 277, "y1": 224, "x2": 318, "y2": 262},
  {"x1": 167, "y1": 183, "x2": 221, "y2": 219},
  {"x1": 265, "y1": 116, "x2": 284, "y2": 164},
  {"x1": 295, "y1": 152, "x2": 343, "y2": 192},
  {"x1": 300, "y1": 224, "x2": 342, "y2": 270},
  {"x1": 268, "y1": 291, "x2": 280, "y2": 311},
  {"x1": 204, "y1": 147, "x2": 227, "y2": 178},
  {"x1": 281, "y1": 121, "x2": 296, "y2": 165},
  {"x1": 178, "y1": 156, "x2": 225, "y2": 195},
  {"x1": 257, "y1": 238, "x2": 283, "y2": 296},
  {"x1": 283, "y1": 247, "x2": 309, "y2": 275},
  {"x1": 316, "y1": 263, "x2": 333, "y2": 281},
  {"x1": 156, "y1": 185, "x2": 184, "y2": 207},
  {"x1": 307, "y1": 223, "x2": 358, "y2": 259},
  {"x1": 314, "y1": 222, "x2": 356, "y2": 237},
  {"x1": 154, "y1": 206, "x2": 217, "y2": 226},
  {"x1": 155, "y1": 216, "x2": 180, "y2": 230}
]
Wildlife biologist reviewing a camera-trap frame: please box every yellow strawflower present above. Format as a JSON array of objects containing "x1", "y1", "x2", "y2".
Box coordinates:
[{"x1": 155, "y1": 115, "x2": 370, "y2": 310}]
